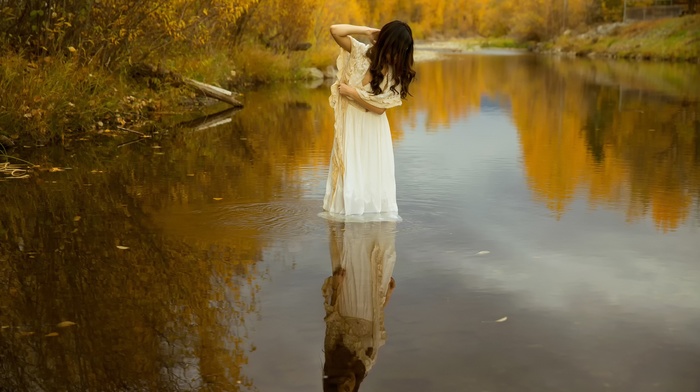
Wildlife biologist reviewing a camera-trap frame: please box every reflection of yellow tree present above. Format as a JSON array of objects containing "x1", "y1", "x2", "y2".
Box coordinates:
[
  {"x1": 0, "y1": 176, "x2": 257, "y2": 390},
  {"x1": 389, "y1": 56, "x2": 499, "y2": 131},
  {"x1": 389, "y1": 56, "x2": 700, "y2": 231},
  {"x1": 510, "y1": 59, "x2": 700, "y2": 231},
  {"x1": 0, "y1": 84, "x2": 351, "y2": 390}
]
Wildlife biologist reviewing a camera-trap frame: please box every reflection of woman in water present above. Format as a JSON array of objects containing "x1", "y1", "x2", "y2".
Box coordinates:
[{"x1": 321, "y1": 221, "x2": 397, "y2": 391}]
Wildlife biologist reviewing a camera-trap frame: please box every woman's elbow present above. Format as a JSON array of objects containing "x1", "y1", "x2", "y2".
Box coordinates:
[{"x1": 330, "y1": 25, "x2": 339, "y2": 35}]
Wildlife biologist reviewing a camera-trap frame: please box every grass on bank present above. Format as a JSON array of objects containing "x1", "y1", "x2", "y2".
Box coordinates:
[
  {"x1": 0, "y1": 43, "x2": 312, "y2": 145},
  {"x1": 549, "y1": 15, "x2": 700, "y2": 61}
]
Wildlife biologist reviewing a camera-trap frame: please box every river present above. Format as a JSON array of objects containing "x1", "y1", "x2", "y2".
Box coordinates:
[{"x1": 1, "y1": 51, "x2": 699, "y2": 391}]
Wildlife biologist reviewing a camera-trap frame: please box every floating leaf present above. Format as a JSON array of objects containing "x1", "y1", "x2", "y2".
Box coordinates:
[
  {"x1": 19, "y1": 331, "x2": 35, "y2": 337},
  {"x1": 1, "y1": 326, "x2": 9, "y2": 330},
  {"x1": 67, "y1": 46, "x2": 76, "y2": 53},
  {"x1": 116, "y1": 245, "x2": 129, "y2": 250},
  {"x1": 476, "y1": 251, "x2": 490, "y2": 255},
  {"x1": 213, "y1": 198, "x2": 223, "y2": 201},
  {"x1": 495, "y1": 317, "x2": 508, "y2": 323},
  {"x1": 45, "y1": 332, "x2": 59, "y2": 337},
  {"x1": 49, "y1": 167, "x2": 64, "y2": 172},
  {"x1": 57, "y1": 321, "x2": 76, "y2": 328},
  {"x1": 73, "y1": 216, "x2": 81, "y2": 222}
]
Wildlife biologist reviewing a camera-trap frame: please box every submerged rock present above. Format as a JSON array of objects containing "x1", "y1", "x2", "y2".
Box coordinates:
[
  {"x1": 323, "y1": 65, "x2": 337, "y2": 79},
  {"x1": 0, "y1": 134, "x2": 15, "y2": 148},
  {"x1": 299, "y1": 67, "x2": 324, "y2": 80}
]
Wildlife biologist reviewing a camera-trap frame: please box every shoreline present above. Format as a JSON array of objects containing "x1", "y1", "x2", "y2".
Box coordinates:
[
  {"x1": 534, "y1": 15, "x2": 700, "y2": 63},
  {"x1": 3, "y1": 16, "x2": 698, "y2": 149}
]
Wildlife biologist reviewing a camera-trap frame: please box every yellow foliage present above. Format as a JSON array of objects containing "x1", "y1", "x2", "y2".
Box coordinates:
[{"x1": 1, "y1": 0, "x2": 616, "y2": 70}]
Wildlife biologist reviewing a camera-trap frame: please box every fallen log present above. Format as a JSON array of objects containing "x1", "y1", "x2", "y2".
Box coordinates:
[
  {"x1": 182, "y1": 78, "x2": 243, "y2": 108},
  {"x1": 130, "y1": 63, "x2": 244, "y2": 108}
]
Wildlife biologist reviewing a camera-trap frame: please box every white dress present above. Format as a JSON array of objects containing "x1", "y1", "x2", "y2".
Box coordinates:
[{"x1": 323, "y1": 37, "x2": 403, "y2": 218}]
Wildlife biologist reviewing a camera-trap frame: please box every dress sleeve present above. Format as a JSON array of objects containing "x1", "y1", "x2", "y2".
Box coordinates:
[
  {"x1": 329, "y1": 36, "x2": 369, "y2": 109},
  {"x1": 356, "y1": 77, "x2": 403, "y2": 109},
  {"x1": 349, "y1": 36, "x2": 369, "y2": 58}
]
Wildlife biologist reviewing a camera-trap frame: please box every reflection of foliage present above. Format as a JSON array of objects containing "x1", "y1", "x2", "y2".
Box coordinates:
[
  {"x1": 513, "y1": 58, "x2": 700, "y2": 231},
  {"x1": 0, "y1": 82, "x2": 355, "y2": 390},
  {"x1": 395, "y1": 55, "x2": 700, "y2": 231},
  {"x1": 0, "y1": 172, "x2": 257, "y2": 390}
]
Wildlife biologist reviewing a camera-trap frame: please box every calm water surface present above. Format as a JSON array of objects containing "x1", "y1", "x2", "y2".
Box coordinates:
[{"x1": 1, "y1": 52, "x2": 700, "y2": 391}]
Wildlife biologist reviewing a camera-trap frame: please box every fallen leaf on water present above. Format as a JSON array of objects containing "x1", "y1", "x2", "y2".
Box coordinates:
[
  {"x1": 73, "y1": 216, "x2": 81, "y2": 222},
  {"x1": 49, "y1": 167, "x2": 64, "y2": 172},
  {"x1": 187, "y1": 173, "x2": 195, "y2": 177},
  {"x1": 151, "y1": 145, "x2": 162, "y2": 149},
  {"x1": 45, "y1": 332, "x2": 59, "y2": 337},
  {"x1": 213, "y1": 198, "x2": 223, "y2": 201},
  {"x1": 1, "y1": 326, "x2": 9, "y2": 330},
  {"x1": 116, "y1": 245, "x2": 130, "y2": 250},
  {"x1": 57, "y1": 321, "x2": 76, "y2": 328},
  {"x1": 19, "y1": 331, "x2": 35, "y2": 337},
  {"x1": 495, "y1": 317, "x2": 508, "y2": 323},
  {"x1": 476, "y1": 251, "x2": 490, "y2": 255}
]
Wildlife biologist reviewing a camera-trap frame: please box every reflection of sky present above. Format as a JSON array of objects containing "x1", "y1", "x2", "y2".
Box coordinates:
[
  {"x1": 479, "y1": 94, "x2": 509, "y2": 113},
  {"x1": 393, "y1": 106, "x2": 700, "y2": 311}
]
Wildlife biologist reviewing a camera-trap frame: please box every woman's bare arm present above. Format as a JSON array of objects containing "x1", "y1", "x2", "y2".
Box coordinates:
[
  {"x1": 338, "y1": 82, "x2": 386, "y2": 115},
  {"x1": 330, "y1": 24, "x2": 380, "y2": 52}
]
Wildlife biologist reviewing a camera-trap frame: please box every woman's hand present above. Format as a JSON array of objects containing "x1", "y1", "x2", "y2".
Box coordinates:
[
  {"x1": 338, "y1": 83, "x2": 357, "y2": 99},
  {"x1": 367, "y1": 27, "x2": 380, "y2": 43},
  {"x1": 338, "y1": 82, "x2": 386, "y2": 115}
]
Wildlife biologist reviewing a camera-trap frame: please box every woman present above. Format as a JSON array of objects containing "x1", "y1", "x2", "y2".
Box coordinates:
[{"x1": 323, "y1": 21, "x2": 416, "y2": 218}]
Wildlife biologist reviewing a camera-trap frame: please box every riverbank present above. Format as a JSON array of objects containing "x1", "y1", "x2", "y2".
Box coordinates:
[
  {"x1": 0, "y1": 36, "x2": 515, "y2": 151},
  {"x1": 0, "y1": 44, "x2": 309, "y2": 151},
  {"x1": 2, "y1": 15, "x2": 698, "y2": 151},
  {"x1": 413, "y1": 37, "x2": 525, "y2": 61},
  {"x1": 536, "y1": 15, "x2": 700, "y2": 62}
]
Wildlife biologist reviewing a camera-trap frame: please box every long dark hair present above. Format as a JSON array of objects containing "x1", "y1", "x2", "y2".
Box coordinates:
[
  {"x1": 323, "y1": 343, "x2": 366, "y2": 392},
  {"x1": 365, "y1": 20, "x2": 416, "y2": 99}
]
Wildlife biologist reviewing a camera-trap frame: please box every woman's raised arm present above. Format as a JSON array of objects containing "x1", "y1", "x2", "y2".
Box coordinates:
[{"x1": 330, "y1": 24, "x2": 380, "y2": 52}]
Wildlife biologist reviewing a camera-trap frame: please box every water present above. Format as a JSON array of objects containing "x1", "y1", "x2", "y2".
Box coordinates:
[{"x1": 1, "y1": 52, "x2": 699, "y2": 391}]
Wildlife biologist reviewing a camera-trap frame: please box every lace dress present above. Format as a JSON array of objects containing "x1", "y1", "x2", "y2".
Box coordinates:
[{"x1": 323, "y1": 37, "x2": 403, "y2": 218}]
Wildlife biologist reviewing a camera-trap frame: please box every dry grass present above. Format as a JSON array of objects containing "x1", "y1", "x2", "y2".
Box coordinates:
[{"x1": 550, "y1": 15, "x2": 700, "y2": 61}]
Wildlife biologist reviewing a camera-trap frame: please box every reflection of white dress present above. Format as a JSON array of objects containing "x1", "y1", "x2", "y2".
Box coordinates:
[
  {"x1": 322, "y1": 221, "x2": 397, "y2": 374},
  {"x1": 323, "y1": 37, "x2": 403, "y2": 217}
]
